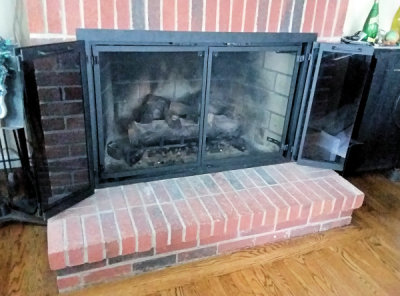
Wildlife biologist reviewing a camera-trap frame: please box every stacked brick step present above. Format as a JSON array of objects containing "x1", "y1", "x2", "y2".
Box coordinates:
[{"x1": 47, "y1": 162, "x2": 364, "y2": 292}]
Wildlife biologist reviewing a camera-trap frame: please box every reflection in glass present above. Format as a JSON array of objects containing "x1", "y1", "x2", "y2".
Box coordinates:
[
  {"x1": 99, "y1": 51, "x2": 204, "y2": 173},
  {"x1": 205, "y1": 50, "x2": 296, "y2": 160},
  {"x1": 301, "y1": 51, "x2": 370, "y2": 166}
]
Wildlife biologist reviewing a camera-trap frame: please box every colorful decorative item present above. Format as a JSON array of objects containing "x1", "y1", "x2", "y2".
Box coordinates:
[
  {"x1": 362, "y1": 0, "x2": 379, "y2": 42},
  {"x1": 0, "y1": 38, "x2": 13, "y2": 120}
]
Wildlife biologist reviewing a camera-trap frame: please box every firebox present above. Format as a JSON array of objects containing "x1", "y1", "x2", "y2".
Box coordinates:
[
  {"x1": 16, "y1": 30, "x2": 373, "y2": 217},
  {"x1": 79, "y1": 30, "x2": 317, "y2": 185}
]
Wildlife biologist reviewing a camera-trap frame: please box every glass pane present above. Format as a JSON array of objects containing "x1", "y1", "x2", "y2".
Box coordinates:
[
  {"x1": 29, "y1": 48, "x2": 91, "y2": 206},
  {"x1": 205, "y1": 50, "x2": 296, "y2": 161},
  {"x1": 99, "y1": 51, "x2": 204, "y2": 173},
  {"x1": 301, "y1": 51, "x2": 370, "y2": 166}
]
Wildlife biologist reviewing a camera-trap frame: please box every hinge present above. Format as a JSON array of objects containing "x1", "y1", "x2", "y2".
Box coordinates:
[
  {"x1": 90, "y1": 55, "x2": 98, "y2": 65},
  {"x1": 281, "y1": 144, "x2": 289, "y2": 151},
  {"x1": 296, "y1": 55, "x2": 305, "y2": 63}
]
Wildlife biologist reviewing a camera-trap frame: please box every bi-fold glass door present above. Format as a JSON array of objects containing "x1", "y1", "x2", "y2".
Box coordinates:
[
  {"x1": 296, "y1": 43, "x2": 374, "y2": 171},
  {"x1": 92, "y1": 45, "x2": 303, "y2": 182}
]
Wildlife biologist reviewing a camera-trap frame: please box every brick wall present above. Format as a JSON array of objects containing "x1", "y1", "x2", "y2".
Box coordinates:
[
  {"x1": 26, "y1": 0, "x2": 349, "y2": 42},
  {"x1": 33, "y1": 50, "x2": 90, "y2": 204}
]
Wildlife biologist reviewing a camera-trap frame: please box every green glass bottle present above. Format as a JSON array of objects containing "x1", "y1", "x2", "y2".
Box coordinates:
[{"x1": 362, "y1": 0, "x2": 379, "y2": 42}]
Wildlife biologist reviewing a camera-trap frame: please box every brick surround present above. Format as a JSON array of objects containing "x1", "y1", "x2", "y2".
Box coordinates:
[
  {"x1": 26, "y1": 0, "x2": 349, "y2": 42},
  {"x1": 47, "y1": 162, "x2": 364, "y2": 292}
]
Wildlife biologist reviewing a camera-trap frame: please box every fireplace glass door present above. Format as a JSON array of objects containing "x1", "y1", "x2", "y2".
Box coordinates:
[
  {"x1": 93, "y1": 46, "x2": 207, "y2": 178},
  {"x1": 203, "y1": 47, "x2": 300, "y2": 166},
  {"x1": 297, "y1": 43, "x2": 373, "y2": 170}
]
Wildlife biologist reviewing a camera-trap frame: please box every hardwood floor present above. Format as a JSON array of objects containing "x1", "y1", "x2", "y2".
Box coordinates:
[{"x1": 0, "y1": 173, "x2": 399, "y2": 296}]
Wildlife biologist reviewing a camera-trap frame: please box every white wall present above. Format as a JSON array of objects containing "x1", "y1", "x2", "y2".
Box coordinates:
[
  {"x1": 0, "y1": 0, "x2": 29, "y2": 46},
  {"x1": 343, "y1": 0, "x2": 400, "y2": 36}
]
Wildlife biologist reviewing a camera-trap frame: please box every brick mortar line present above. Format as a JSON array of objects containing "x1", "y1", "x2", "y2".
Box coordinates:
[
  {"x1": 300, "y1": 180, "x2": 325, "y2": 215},
  {"x1": 269, "y1": 184, "x2": 291, "y2": 221},
  {"x1": 313, "y1": 179, "x2": 337, "y2": 214},
  {"x1": 56, "y1": 215, "x2": 352, "y2": 277},
  {"x1": 256, "y1": 185, "x2": 280, "y2": 231}
]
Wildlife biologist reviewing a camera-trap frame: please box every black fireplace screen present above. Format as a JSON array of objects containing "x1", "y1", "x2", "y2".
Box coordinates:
[{"x1": 93, "y1": 45, "x2": 300, "y2": 181}]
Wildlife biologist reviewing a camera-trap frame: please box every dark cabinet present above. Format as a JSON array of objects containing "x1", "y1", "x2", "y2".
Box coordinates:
[{"x1": 347, "y1": 48, "x2": 400, "y2": 173}]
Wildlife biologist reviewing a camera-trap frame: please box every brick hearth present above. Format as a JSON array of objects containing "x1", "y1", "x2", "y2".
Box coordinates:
[{"x1": 47, "y1": 162, "x2": 364, "y2": 292}]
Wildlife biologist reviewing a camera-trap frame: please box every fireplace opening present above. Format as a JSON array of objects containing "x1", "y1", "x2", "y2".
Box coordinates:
[
  {"x1": 99, "y1": 50, "x2": 204, "y2": 173},
  {"x1": 95, "y1": 45, "x2": 300, "y2": 182}
]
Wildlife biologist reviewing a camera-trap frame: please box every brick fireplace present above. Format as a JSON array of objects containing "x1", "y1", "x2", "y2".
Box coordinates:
[{"x1": 19, "y1": 0, "x2": 369, "y2": 293}]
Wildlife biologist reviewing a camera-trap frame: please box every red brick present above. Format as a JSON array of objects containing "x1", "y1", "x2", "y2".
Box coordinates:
[
  {"x1": 322, "y1": 0, "x2": 337, "y2": 37},
  {"x1": 130, "y1": 207, "x2": 152, "y2": 252},
  {"x1": 65, "y1": 0, "x2": 81, "y2": 35},
  {"x1": 161, "y1": 204, "x2": 184, "y2": 246},
  {"x1": 83, "y1": 215, "x2": 104, "y2": 263},
  {"x1": 264, "y1": 166, "x2": 288, "y2": 183},
  {"x1": 319, "y1": 179, "x2": 345, "y2": 214},
  {"x1": 293, "y1": 181, "x2": 323, "y2": 218},
  {"x1": 66, "y1": 216, "x2": 85, "y2": 266},
  {"x1": 84, "y1": 0, "x2": 99, "y2": 28},
  {"x1": 137, "y1": 183, "x2": 157, "y2": 204},
  {"x1": 70, "y1": 144, "x2": 87, "y2": 157},
  {"x1": 187, "y1": 176, "x2": 209, "y2": 196},
  {"x1": 243, "y1": 0, "x2": 257, "y2": 32},
  {"x1": 191, "y1": 0, "x2": 203, "y2": 31},
  {"x1": 163, "y1": 0, "x2": 175, "y2": 30},
  {"x1": 100, "y1": 212, "x2": 120, "y2": 258},
  {"x1": 108, "y1": 187, "x2": 127, "y2": 209},
  {"x1": 290, "y1": 224, "x2": 320, "y2": 238},
  {"x1": 36, "y1": 71, "x2": 82, "y2": 87},
  {"x1": 48, "y1": 219, "x2": 66, "y2": 270},
  {"x1": 276, "y1": 216, "x2": 307, "y2": 230},
  {"x1": 176, "y1": 178, "x2": 197, "y2": 198},
  {"x1": 237, "y1": 190, "x2": 264, "y2": 229},
  {"x1": 275, "y1": 163, "x2": 298, "y2": 182},
  {"x1": 177, "y1": 0, "x2": 190, "y2": 30},
  {"x1": 313, "y1": 179, "x2": 336, "y2": 214},
  {"x1": 340, "y1": 209, "x2": 353, "y2": 218},
  {"x1": 312, "y1": 0, "x2": 326, "y2": 34},
  {"x1": 282, "y1": 183, "x2": 312, "y2": 221},
  {"x1": 26, "y1": 0, "x2": 45, "y2": 33},
  {"x1": 148, "y1": 0, "x2": 161, "y2": 30},
  {"x1": 115, "y1": 209, "x2": 136, "y2": 255},
  {"x1": 200, "y1": 175, "x2": 222, "y2": 194},
  {"x1": 247, "y1": 187, "x2": 276, "y2": 227},
  {"x1": 267, "y1": 0, "x2": 281, "y2": 32},
  {"x1": 42, "y1": 118, "x2": 65, "y2": 131},
  {"x1": 303, "y1": 180, "x2": 333, "y2": 215},
  {"x1": 301, "y1": 0, "x2": 316, "y2": 32},
  {"x1": 44, "y1": 130, "x2": 85, "y2": 146},
  {"x1": 219, "y1": 0, "x2": 230, "y2": 32},
  {"x1": 150, "y1": 181, "x2": 170, "y2": 203},
  {"x1": 174, "y1": 200, "x2": 198, "y2": 243},
  {"x1": 224, "y1": 191, "x2": 252, "y2": 232},
  {"x1": 320, "y1": 217, "x2": 351, "y2": 231},
  {"x1": 123, "y1": 184, "x2": 143, "y2": 207},
  {"x1": 57, "y1": 275, "x2": 80, "y2": 290},
  {"x1": 306, "y1": 170, "x2": 337, "y2": 179},
  {"x1": 205, "y1": 0, "x2": 217, "y2": 31},
  {"x1": 64, "y1": 86, "x2": 83, "y2": 100},
  {"x1": 201, "y1": 196, "x2": 226, "y2": 238},
  {"x1": 83, "y1": 264, "x2": 131, "y2": 284},
  {"x1": 218, "y1": 237, "x2": 254, "y2": 254},
  {"x1": 94, "y1": 189, "x2": 112, "y2": 212},
  {"x1": 46, "y1": 0, "x2": 63, "y2": 33},
  {"x1": 231, "y1": 0, "x2": 244, "y2": 31},
  {"x1": 334, "y1": 0, "x2": 349, "y2": 36},
  {"x1": 214, "y1": 194, "x2": 239, "y2": 235},
  {"x1": 255, "y1": 230, "x2": 289, "y2": 245},
  {"x1": 271, "y1": 184, "x2": 301, "y2": 221},
  {"x1": 243, "y1": 168, "x2": 266, "y2": 187},
  {"x1": 38, "y1": 87, "x2": 62, "y2": 102},
  {"x1": 232, "y1": 169, "x2": 256, "y2": 188},
  {"x1": 310, "y1": 211, "x2": 340, "y2": 223},
  {"x1": 186, "y1": 198, "x2": 212, "y2": 239},
  {"x1": 40, "y1": 101, "x2": 82, "y2": 117},
  {"x1": 100, "y1": 0, "x2": 114, "y2": 29},
  {"x1": 353, "y1": 194, "x2": 364, "y2": 209},
  {"x1": 178, "y1": 246, "x2": 217, "y2": 262},
  {"x1": 260, "y1": 186, "x2": 289, "y2": 224},
  {"x1": 147, "y1": 205, "x2": 169, "y2": 252},
  {"x1": 116, "y1": 0, "x2": 131, "y2": 29},
  {"x1": 212, "y1": 172, "x2": 234, "y2": 193},
  {"x1": 65, "y1": 116, "x2": 85, "y2": 129}
]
